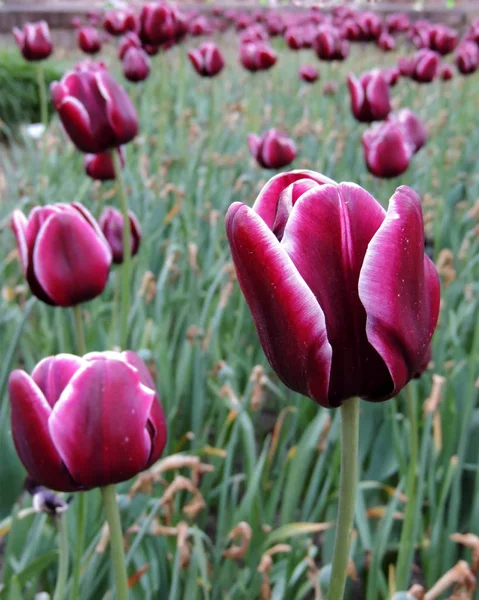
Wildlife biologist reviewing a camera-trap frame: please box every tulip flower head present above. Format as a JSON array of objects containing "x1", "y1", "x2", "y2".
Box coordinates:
[
  {"x1": 188, "y1": 42, "x2": 225, "y2": 77},
  {"x1": 77, "y1": 26, "x2": 102, "y2": 54},
  {"x1": 347, "y1": 70, "x2": 391, "y2": 123},
  {"x1": 51, "y1": 62, "x2": 138, "y2": 154},
  {"x1": 84, "y1": 147, "x2": 125, "y2": 181},
  {"x1": 12, "y1": 203, "x2": 112, "y2": 306},
  {"x1": 240, "y1": 42, "x2": 277, "y2": 72},
  {"x1": 362, "y1": 122, "x2": 413, "y2": 178},
  {"x1": 104, "y1": 9, "x2": 137, "y2": 36},
  {"x1": 455, "y1": 42, "x2": 479, "y2": 75},
  {"x1": 123, "y1": 47, "x2": 151, "y2": 82},
  {"x1": 439, "y1": 63, "x2": 454, "y2": 81},
  {"x1": 248, "y1": 129, "x2": 297, "y2": 169},
  {"x1": 99, "y1": 206, "x2": 142, "y2": 264},
  {"x1": 13, "y1": 21, "x2": 53, "y2": 61},
  {"x1": 118, "y1": 31, "x2": 142, "y2": 60},
  {"x1": 299, "y1": 64, "x2": 319, "y2": 83},
  {"x1": 314, "y1": 26, "x2": 349, "y2": 61},
  {"x1": 9, "y1": 351, "x2": 167, "y2": 491},
  {"x1": 225, "y1": 170, "x2": 440, "y2": 408},
  {"x1": 410, "y1": 49, "x2": 440, "y2": 83}
]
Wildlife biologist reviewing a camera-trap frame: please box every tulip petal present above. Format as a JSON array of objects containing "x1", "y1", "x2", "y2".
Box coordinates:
[
  {"x1": 33, "y1": 212, "x2": 111, "y2": 306},
  {"x1": 365, "y1": 72, "x2": 391, "y2": 120},
  {"x1": 226, "y1": 202, "x2": 332, "y2": 406},
  {"x1": 188, "y1": 49, "x2": 204, "y2": 74},
  {"x1": 9, "y1": 370, "x2": 77, "y2": 491},
  {"x1": 359, "y1": 186, "x2": 440, "y2": 394},
  {"x1": 253, "y1": 170, "x2": 334, "y2": 230},
  {"x1": 347, "y1": 74, "x2": 364, "y2": 118},
  {"x1": 95, "y1": 71, "x2": 138, "y2": 145},
  {"x1": 282, "y1": 182, "x2": 393, "y2": 405},
  {"x1": 49, "y1": 359, "x2": 155, "y2": 488},
  {"x1": 32, "y1": 354, "x2": 85, "y2": 408},
  {"x1": 11, "y1": 210, "x2": 29, "y2": 273}
]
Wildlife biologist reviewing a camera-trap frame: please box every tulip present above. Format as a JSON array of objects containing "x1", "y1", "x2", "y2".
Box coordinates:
[
  {"x1": 391, "y1": 108, "x2": 427, "y2": 152},
  {"x1": 9, "y1": 351, "x2": 167, "y2": 491},
  {"x1": 11, "y1": 203, "x2": 112, "y2": 306},
  {"x1": 439, "y1": 63, "x2": 454, "y2": 81},
  {"x1": 240, "y1": 42, "x2": 277, "y2": 72},
  {"x1": 314, "y1": 26, "x2": 349, "y2": 61},
  {"x1": 99, "y1": 206, "x2": 142, "y2": 264},
  {"x1": 411, "y1": 49, "x2": 440, "y2": 83},
  {"x1": 239, "y1": 24, "x2": 268, "y2": 44},
  {"x1": 13, "y1": 21, "x2": 53, "y2": 61},
  {"x1": 299, "y1": 64, "x2": 319, "y2": 83},
  {"x1": 189, "y1": 16, "x2": 213, "y2": 36},
  {"x1": 51, "y1": 62, "x2": 138, "y2": 154},
  {"x1": 77, "y1": 26, "x2": 102, "y2": 54},
  {"x1": 225, "y1": 170, "x2": 440, "y2": 408},
  {"x1": 362, "y1": 122, "x2": 413, "y2": 178},
  {"x1": 248, "y1": 129, "x2": 297, "y2": 169},
  {"x1": 386, "y1": 13, "x2": 409, "y2": 33},
  {"x1": 356, "y1": 11, "x2": 383, "y2": 41},
  {"x1": 285, "y1": 27, "x2": 303, "y2": 50},
  {"x1": 377, "y1": 32, "x2": 395, "y2": 52},
  {"x1": 430, "y1": 24, "x2": 458, "y2": 55},
  {"x1": 382, "y1": 66, "x2": 400, "y2": 87},
  {"x1": 140, "y1": 2, "x2": 177, "y2": 45},
  {"x1": 84, "y1": 148, "x2": 125, "y2": 181},
  {"x1": 455, "y1": 42, "x2": 479, "y2": 75},
  {"x1": 397, "y1": 56, "x2": 414, "y2": 77},
  {"x1": 123, "y1": 47, "x2": 151, "y2": 82},
  {"x1": 104, "y1": 9, "x2": 137, "y2": 36},
  {"x1": 347, "y1": 70, "x2": 391, "y2": 123},
  {"x1": 188, "y1": 42, "x2": 225, "y2": 77},
  {"x1": 118, "y1": 31, "x2": 142, "y2": 60}
]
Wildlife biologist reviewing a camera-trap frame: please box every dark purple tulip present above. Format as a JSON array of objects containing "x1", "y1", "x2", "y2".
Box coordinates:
[
  {"x1": 13, "y1": 21, "x2": 53, "y2": 61},
  {"x1": 430, "y1": 25, "x2": 458, "y2": 55},
  {"x1": 188, "y1": 42, "x2": 225, "y2": 77},
  {"x1": 123, "y1": 47, "x2": 150, "y2": 82},
  {"x1": 140, "y1": 2, "x2": 176, "y2": 45},
  {"x1": 285, "y1": 27, "x2": 303, "y2": 50},
  {"x1": 104, "y1": 9, "x2": 137, "y2": 36},
  {"x1": 84, "y1": 148, "x2": 124, "y2": 181},
  {"x1": 9, "y1": 351, "x2": 167, "y2": 491},
  {"x1": 240, "y1": 42, "x2": 277, "y2": 72},
  {"x1": 356, "y1": 11, "x2": 383, "y2": 41},
  {"x1": 455, "y1": 42, "x2": 479, "y2": 75},
  {"x1": 377, "y1": 32, "x2": 395, "y2": 52},
  {"x1": 299, "y1": 64, "x2": 319, "y2": 83},
  {"x1": 11, "y1": 203, "x2": 112, "y2": 306},
  {"x1": 362, "y1": 122, "x2": 413, "y2": 178},
  {"x1": 314, "y1": 26, "x2": 349, "y2": 61},
  {"x1": 248, "y1": 129, "x2": 297, "y2": 169},
  {"x1": 347, "y1": 70, "x2": 391, "y2": 123},
  {"x1": 239, "y1": 24, "x2": 268, "y2": 44},
  {"x1": 51, "y1": 62, "x2": 138, "y2": 154},
  {"x1": 118, "y1": 31, "x2": 142, "y2": 60},
  {"x1": 439, "y1": 63, "x2": 454, "y2": 81},
  {"x1": 189, "y1": 16, "x2": 213, "y2": 36},
  {"x1": 77, "y1": 27, "x2": 102, "y2": 55},
  {"x1": 411, "y1": 49, "x2": 440, "y2": 83},
  {"x1": 386, "y1": 13, "x2": 409, "y2": 33},
  {"x1": 99, "y1": 206, "x2": 142, "y2": 264},
  {"x1": 225, "y1": 170, "x2": 440, "y2": 408}
]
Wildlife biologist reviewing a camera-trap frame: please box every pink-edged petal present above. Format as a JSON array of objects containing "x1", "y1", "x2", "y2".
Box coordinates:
[
  {"x1": 95, "y1": 71, "x2": 138, "y2": 145},
  {"x1": 272, "y1": 179, "x2": 320, "y2": 240},
  {"x1": 261, "y1": 131, "x2": 297, "y2": 169},
  {"x1": 9, "y1": 370, "x2": 77, "y2": 491},
  {"x1": 53, "y1": 96, "x2": 96, "y2": 153},
  {"x1": 204, "y1": 44, "x2": 224, "y2": 75},
  {"x1": 359, "y1": 186, "x2": 441, "y2": 395},
  {"x1": 347, "y1": 73, "x2": 364, "y2": 118},
  {"x1": 226, "y1": 203, "x2": 332, "y2": 406},
  {"x1": 282, "y1": 182, "x2": 393, "y2": 405},
  {"x1": 32, "y1": 354, "x2": 85, "y2": 408},
  {"x1": 13, "y1": 27, "x2": 25, "y2": 51},
  {"x1": 11, "y1": 210, "x2": 29, "y2": 272},
  {"x1": 49, "y1": 359, "x2": 155, "y2": 488},
  {"x1": 33, "y1": 212, "x2": 111, "y2": 307},
  {"x1": 188, "y1": 49, "x2": 204, "y2": 74},
  {"x1": 122, "y1": 350, "x2": 156, "y2": 389},
  {"x1": 253, "y1": 170, "x2": 335, "y2": 230}
]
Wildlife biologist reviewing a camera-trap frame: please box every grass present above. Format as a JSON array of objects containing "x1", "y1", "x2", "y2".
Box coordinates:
[{"x1": 0, "y1": 30, "x2": 479, "y2": 599}]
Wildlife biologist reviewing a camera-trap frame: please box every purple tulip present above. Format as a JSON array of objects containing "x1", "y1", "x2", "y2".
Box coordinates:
[
  {"x1": 347, "y1": 70, "x2": 391, "y2": 123},
  {"x1": 299, "y1": 64, "x2": 319, "y2": 83},
  {"x1": 248, "y1": 129, "x2": 297, "y2": 169},
  {"x1": 51, "y1": 62, "x2": 138, "y2": 154},
  {"x1": 77, "y1": 26, "x2": 102, "y2": 55},
  {"x1": 240, "y1": 42, "x2": 277, "y2": 72},
  {"x1": 11, "y1": 203, "x2": 112, "y2": 306},
  {"x1": 225, "y1": 170, "x2": 440, "y2": 408},
  {"x1": 84, "y1": 148, "x2": 124, "y2": 181},
  {"x1": 9, "y1": 351, "x2": 167, "y2": 491},
  {"x1": 439, "y1": 63, "x2": 454, "y2": 81},
  {"x1": 455, "y1": 42, "x2": 479, "y2": 75},
  {"x1": 13, "y1": 21, "x2": 53, "y2": 61},
  {"x1": 391, "y1": 109, "x2": 427, "y2": 152},
  {"x1": 411, "y1": 49, "x2": 440, "y2": 83},
  {"x1": 362, "y1": 122, "x2": 413, "y2": 178},
  {"x1": 104, "y1": 9, "x2": 137, "y2": 36},
  {"x1": 188, "y1": 42, "x2": 225, "y2": 77},
  {"x1": 314, "y1": 26, "x2": 349, "y2": 61},
  {"x1": 139, "y1": 2, "x2": 177, "y2": 45},
  {"x1": 123, "y1": 47, "x2": 151, "y2": 82},
  {"x1": 99, "y1": 206, "x2": 142, "y2": 264},
  {"x1": 377, "y1": 32, "x2": 395, "y2": 52},
  {"x1": 118, "y1": 31, "x2": 142, "y2": 60}
]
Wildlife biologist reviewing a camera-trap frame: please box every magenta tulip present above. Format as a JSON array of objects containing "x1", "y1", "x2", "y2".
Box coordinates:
[
  {"x1": 123, "y1": 47, "x2": 151, "y2": 82},
  {"x1": 99, "y1": 206, "x2": 142, "y2": 264},
  {"x1": 248, "y1": 129, "x2": 297, "y2": 169},
  {"x1": 9, "y1": 351, "x2": 167, "y2": 491},
  {"x1": 225, "y1": 170, "x2": 440, "y2": 408},
  {"x1": 411, "y1": 49, "x2": 440, "y2": 83},
  {"x1": 118, "y1": 31, "x2": 142, "y2": 60},
  {"x1": 455, "y1": 42, "x2": 479, "y2": 75},
  {"x1": 377, "y1": 32, "x2": 395, "y2": 52},
  {"x1": 139, "y1": 2, "x2": 176, "y2": 45},
  {"x1": 11, "y1": 203, "x2": 112, "y2": 306},
  {"x1": 77, "y1": 26, "x2": 102, "y2": 54},
  {"x1": 84, "y1": 148, "x2": 124, "y2": 181},
  {"x1": 13, "y1": 21, "x2": 53, "y2": 61},
  {"x1": 314, "y1": 26, "x2": 349, "y2": 61},
  {"x1": 299, "y1": 64, "x2": 319, "y2": 83},
  {"x1": 347, "y1": 70, "x2": 391, "y2": 123},
  {"x1": 104, "y1": 9, "x2": 137, "y2": 36},
  {"x1": 362, "y1": 122, "x2": 413, "y2": 178},
  {"x1": 188, "y1": 42, "x2": 225, "y2": 77},
  {"x1": 51, "y1": 62, "x2": 138, "y2": 154},
  {"x1": 240, "y1": 42, "x2": 277, "y2": 72},
  {"x1": 439, "y1": 63, "x2": 454, "y2": 81},
  {"x1": 382, "y1": 66, "x2": 400, "y2": 87},
  {"x1": 391, "y1": 109, "x2": 427, "y2": 152},
  {"x1": 386, "y1": 13, "x2": 409, "y2": 33}
]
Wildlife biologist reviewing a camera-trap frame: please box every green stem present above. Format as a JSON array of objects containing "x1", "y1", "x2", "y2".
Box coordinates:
[
  {"x1": 72, "y1": 305, "x2": 86, "y2": 356},
  {"x1": 328, "y1": 397, "x2": 360, "y2": 600},
  {"x1": 100, "y1": 485, "x2": 129, "y2": 600},
  {"x1": 52, "y1": 512, "x2": 69, "y2": 600},
  {"x1": 71, "y1": 493, "x2": 86, "y2": 600},
  {"x1": 395, "y1": 384, "x2": 419, "y2": 590},
  {"x1": 37, "y1": 62, "x2": 48, "y2": 129},
  {"x1": 112, "y1": 150, "x2": 131, "y2": 350}
]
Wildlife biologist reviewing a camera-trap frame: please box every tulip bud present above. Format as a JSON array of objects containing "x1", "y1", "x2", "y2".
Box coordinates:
[
  {"x1": 248, "y1": 129, "x2": 297, "y2": 169},
  {"x1": 99, "y1": 206, "x2": 142, "y2": 264},
  {"x1": 411, "y1": 49, "x2": 440, "y2": 83},
  {"x1": 9, "y1": 351, "x2": 167, "y2": 491},
  {"x1": 51, "y1": 62, "x2": 138, "y2": 154},
  {"x1": 455, "y1": 42, "x2": 479, "y2": 75},
  {"x1": 118, "y1": 31, "x2": 142, "y2": 60},
  {"x1": 11, "y1": 203, "x2": 112, "y2": 306},
  {"x1": 362, "y1": 122, "x2": 413, "y2": 178},
  {"x1": 188, "y1": 42, "x2": 225, "y2": 77},
  {"x1": 377, "y1": 32, "x2": 395, "y2": 52},
  {"x1": 239, "y1": 42, "x2": 277, "y2": 72},
  {"x1": 104, "y1": 9, "x2": 137, "y2": 36},
  {"x1": 347, "y1": 70, "x2": 391, "y2": 123},
  {"x1": 140, "y1": 2, "x2": 177, "y2": 45},
  {"x1": 299, "y1": 64, "x2": 319, "y2": 83},
  {"x1": 77, "y1": 26, "x2": 102, "y2": 54},
  {"x1": 13, "y1": 21, "x2": 53, "y2": 61},
  {"x1": 123, "y1": 47, "x2": 151, "y2": 82},
  {"x1": 314, "y1": 26, "x2": 349, "y2": 61},
  {"x1": 84, "y1": 148, "x2": 125, "y2": 181},
  {"x1": 439, "y1": 63, "x2": 454, "y2": 81}
]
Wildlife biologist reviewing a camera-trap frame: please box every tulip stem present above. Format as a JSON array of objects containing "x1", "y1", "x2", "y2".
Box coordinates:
[
  {"x1": 37, "y1": 63, "x2": 48, "y2": 130},
  {"x1": 101, "y1": 485, "x2": 129, "y2": 600},
  {"x1": 72, "y1": 305, "x2": 86, "y2": 356},
  {"x1": 112, "y1": 150, "x2": 131, "y2": 350},
  {"x1": 52, "y1": 512, "x2": 69, "y2": 600},
  {"x1": 328, "y1": 396, "x2": 360, "y2": 600},
  {"x1": 71, "y1": 492, "x2": 86, "y2": 600}
]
